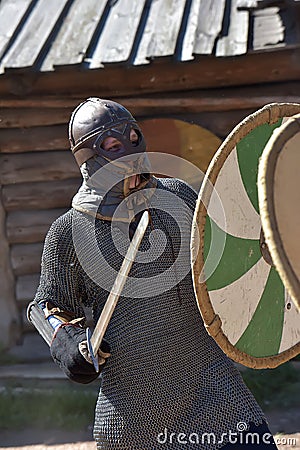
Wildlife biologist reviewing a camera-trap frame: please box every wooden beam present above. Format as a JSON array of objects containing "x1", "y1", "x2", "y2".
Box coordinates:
[
  {"x1": 2, "y1": 178, "x2": 81, "y2": 211},
  {"x1": 0, "y1": 124, "x2": 68, "y2": 153},
  {"x1": 0, "y1": 151, "x2": 79, "y2": 184},
  {"x1": 0, "y1": 107, "x2": 71, "y2": 128},
  {"x1": 0, "y1": 98, "x2": 79, "y2": 108},
  {"x1": 1, "y1": 81, "x2": 300, "y2": 129},
  {"x1": 11, "y1": 243, "x2": 43, "y2": 276},
  {"x1": 16, "y1": 273, "x2": 40, "y2": 303},
  {"x1": 120, "y1": 94, "x2": 300, "y2": 115},
  {"x1": 7, "y1": 208, "x2": 68, "y2": 244}
]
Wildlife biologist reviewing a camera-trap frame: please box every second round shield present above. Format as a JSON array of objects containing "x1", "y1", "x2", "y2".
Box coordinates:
[
  {"x1": 192, "y1": 103, "x2": 300, "y2": 369},
  {"x1": 258, "y1": 114, "x2": 300, "y2": 312}
]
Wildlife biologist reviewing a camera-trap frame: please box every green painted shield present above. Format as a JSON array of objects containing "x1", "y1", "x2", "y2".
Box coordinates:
[{"x1": 192, "y1": 103, "x2": 300, "y2": 369}]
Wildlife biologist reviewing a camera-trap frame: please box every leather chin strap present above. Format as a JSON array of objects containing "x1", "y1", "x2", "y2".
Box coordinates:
[{"x1": 72, "y1": 146, "x2": 96, "y2": 167}]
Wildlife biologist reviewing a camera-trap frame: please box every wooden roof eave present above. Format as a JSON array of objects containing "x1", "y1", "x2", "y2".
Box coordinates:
[{"x1": 0, "y1": 46, "x2": 300, "y2": 98}]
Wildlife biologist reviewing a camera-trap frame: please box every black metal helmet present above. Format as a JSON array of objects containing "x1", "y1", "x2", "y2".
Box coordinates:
[{"x1": 69, "y1": 97, "x2": 146, "y2": 166}]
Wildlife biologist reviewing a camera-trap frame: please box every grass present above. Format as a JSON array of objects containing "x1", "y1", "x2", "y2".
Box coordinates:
[
  {"x1": 241, "y1": 362, "x2": 300, "y2": 410},
  {"x1": 0, "y1": 384, "x2": 98, "y2": 431},
  {"x1": 0, "y1": 361, "x2": 299, "y2": 431}
]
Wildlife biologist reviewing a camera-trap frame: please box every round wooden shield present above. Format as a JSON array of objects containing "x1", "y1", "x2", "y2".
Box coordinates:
[
  {"x1": 192, "y1": 103, "x2": 300, "y2": 369},
  {"x1": 258, "y1": 114, "x2": 300, "y2": 312}
]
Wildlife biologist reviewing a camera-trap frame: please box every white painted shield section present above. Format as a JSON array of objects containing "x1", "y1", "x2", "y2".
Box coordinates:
[
  {"x1": 209, "y1": 148, "x2": 261, "y2": 239},
  {"x1": 279, "y1": 290, "x2": 300, "y2": 352},
  {"x1": 209, "y1": 257, "x2": 270, "y2": 344}
]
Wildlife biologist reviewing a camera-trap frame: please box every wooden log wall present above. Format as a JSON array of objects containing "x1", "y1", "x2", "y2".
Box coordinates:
[
  {"x1": 0, "y1": 186, "x2": 20, "y2": 347},
  {"x1": 1, "y1": 81, "x2": 299, "y2": 346},
  {"x1": 0, "y1": 104, "x2": 81, "y2": 344}
]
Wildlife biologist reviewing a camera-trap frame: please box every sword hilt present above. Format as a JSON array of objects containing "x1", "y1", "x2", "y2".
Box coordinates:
[{"x1": 86, "y1": 327, "x2": 99, "y2": 372}]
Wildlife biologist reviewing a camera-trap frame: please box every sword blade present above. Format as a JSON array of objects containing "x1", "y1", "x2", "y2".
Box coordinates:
[{"x1": 87, "y1": 211, "x2": 149, "y2": 371}]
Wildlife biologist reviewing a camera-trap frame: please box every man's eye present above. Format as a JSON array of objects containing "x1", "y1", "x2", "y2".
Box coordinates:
[{"x1": 108, "y1": 144, "x2": 122, "y2": 151}]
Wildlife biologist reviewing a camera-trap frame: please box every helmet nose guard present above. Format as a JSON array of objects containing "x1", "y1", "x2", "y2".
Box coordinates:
[{"x1": 69, "y1": 98, "x2": 146, "y2": 166}]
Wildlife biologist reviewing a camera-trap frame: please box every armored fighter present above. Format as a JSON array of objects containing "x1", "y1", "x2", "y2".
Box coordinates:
[{"x1": 28, "y1": 98, "x2": 278, "y2": 449}]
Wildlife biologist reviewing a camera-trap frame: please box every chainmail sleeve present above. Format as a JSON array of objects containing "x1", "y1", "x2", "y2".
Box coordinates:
[{"x1": 34, "y1": 210, "x2": 87, "y2": 319}]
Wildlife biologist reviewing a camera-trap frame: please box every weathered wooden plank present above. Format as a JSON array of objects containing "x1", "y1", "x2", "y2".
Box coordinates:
[
  {"x1": 0, "y1": 107, "x2": 71, "y2": 128},
  {"x1": 41, "y1": 0, "x2": 107, "y2": 71},
  {"x1": 237, "y1": 0, "x2": 258, "y2": 7},
  {"x1": 0, "y1": 186, "x2": 20, "y2": 347},
  {"x1": 237, "y1": 1, "x2": 284, "y2": 10},
  {"x1": 2, "y1": 178, "x2": 81, "y2": 211},
  {"x1": 193, "y1": 0, "x2": 226, "y2": 54},
  {"x1": 7, "y1": 208, "x2": 68, "y2": 244},
  {"x1": 134, "y1": 0, "x2": 186, "y2": 65},
  {"x1": 0, "y1": 97, "x2": 80, "y2": 108},
  {"x1": 216, "y1": 0, "x2": 249, "y2": 56},
  {"x1": 253, "y1": 7, "x2": 284, "y2": 50},
  {"x1": 1, "y1": 0, "x2": 69, "y2": 70},
  {"x1": 0, "y1": 151, "x2": 79, "y2": 185},
  {"x1": 1, "y1": 82, "x2": 300, "y2": 115},
  {"x1": 119, "y1": 92, "x2": 300, "y2": 115},
  {"x1": 0, "y1": 0, "x2": 33, "y2": 59},
  {"x1": 181, "y1": 0, "x2": 202, "y2": 61},
  {"x1": 16, "y1": 273, "x2": 40, "y2": 303},
  {"x1": 89, "y1": 0, "x2": 146, "y2": 68},
  {"x1": 11, "y1": 242, "x2": 43, "y2": 276},
  {"x1": 0, "y1": 124, "x2": 69, "y2": 153}
]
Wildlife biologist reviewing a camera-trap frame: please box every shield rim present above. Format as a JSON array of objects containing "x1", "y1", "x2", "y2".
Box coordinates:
[
  {"x1": 192, "y1": 103, "x2": 300, "y2": 369},
  {"x1": 258, "y1": 113, "x2": 300, "y2": 312}
]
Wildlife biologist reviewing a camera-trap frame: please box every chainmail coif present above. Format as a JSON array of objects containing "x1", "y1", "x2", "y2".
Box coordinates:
[{"x1": 34, "y1": 177, "x2": 265, "y2": 449}]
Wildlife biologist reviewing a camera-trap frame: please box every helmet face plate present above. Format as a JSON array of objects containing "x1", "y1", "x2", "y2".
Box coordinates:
[
  {"x1": 69, "y1": 98, "x2": 146, "y2": 166},
  {"x1": 93, "y1": 122, "x2": 145, "y2": 160}
]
